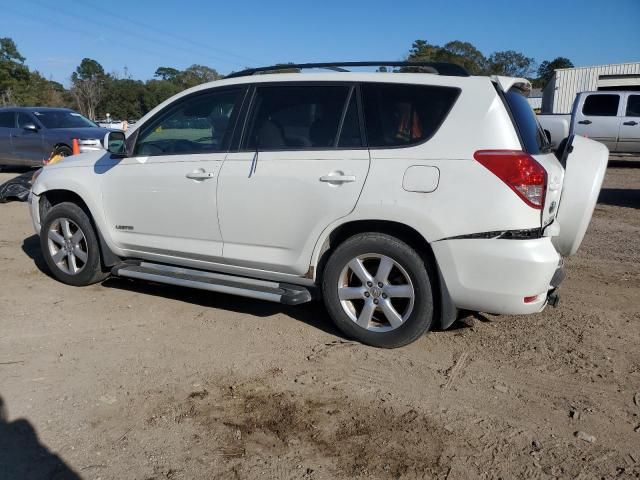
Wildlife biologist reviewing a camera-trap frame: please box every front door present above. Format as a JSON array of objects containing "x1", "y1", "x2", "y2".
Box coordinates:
[
  {"x1": 12, "y1": 112, "x2": 46, "y2": 165},
  {"x1": 100, "y1": 87, "x2": 245, "y2": 262},
  {"x1": 573, "y1": 93, "x2": 622, "y2": 150},
  {"x1": 617, "y1": 93, "x2": 640, "y2": 153},
  {"x1": 218, "y1": 84, "x2": 370, "y2": 275}
]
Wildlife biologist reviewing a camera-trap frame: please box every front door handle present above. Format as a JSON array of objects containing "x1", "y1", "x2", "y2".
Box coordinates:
[
  {"x1": 578, "y1": 120, "x2": 592, "y2": 125},
  {"x1": 623, "y1": 120, "x2": 638, "y2": 126},
  {"x1": 186, "y1": 171, "x2": 215, "y2": 180},
  {"x1": 319, "y1": 174, "x2": 356, "y2": 184}
]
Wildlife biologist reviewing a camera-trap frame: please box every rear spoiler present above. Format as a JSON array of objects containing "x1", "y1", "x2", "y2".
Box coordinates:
[{"x1": 491, "y1": 76, "x2": 532, "y2": 95}]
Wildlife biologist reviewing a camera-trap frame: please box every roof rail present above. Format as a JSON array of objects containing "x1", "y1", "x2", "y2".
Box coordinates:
[{"x1": 225, "y1": 61, "x2": 470, "y2": 79}]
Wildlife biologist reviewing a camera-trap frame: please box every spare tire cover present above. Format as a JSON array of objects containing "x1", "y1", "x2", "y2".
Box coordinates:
[{"x1": 552, "y1": 135, "x2": 609, "y2": 256}]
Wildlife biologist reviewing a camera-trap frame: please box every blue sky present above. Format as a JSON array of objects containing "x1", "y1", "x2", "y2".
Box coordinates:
[{"x1": 2, "y1": 0, "x2": 639, "y2": 85}]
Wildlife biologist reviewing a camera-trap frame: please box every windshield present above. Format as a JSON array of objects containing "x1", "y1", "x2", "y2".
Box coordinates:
[{"x1": 33, "y1": 110, "x2": 97, "y2": 129}]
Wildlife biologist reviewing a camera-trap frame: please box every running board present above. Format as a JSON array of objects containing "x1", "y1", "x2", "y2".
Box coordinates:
[{"x1": 111, "y1": 262, "x2": 312, "y2": 305}]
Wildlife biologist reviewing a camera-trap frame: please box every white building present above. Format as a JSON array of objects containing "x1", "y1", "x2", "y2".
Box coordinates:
[{"x1": 542, "y1": 62, "x2": 640, "y2": 113}]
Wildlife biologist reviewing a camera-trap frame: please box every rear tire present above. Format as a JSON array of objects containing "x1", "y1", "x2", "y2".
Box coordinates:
[
  {"x1": 40, "y1": 202, "x2": 108, "y2": 286},
  {"x1": 322, "y1": 232, "x2": 434, "y2": 348}
]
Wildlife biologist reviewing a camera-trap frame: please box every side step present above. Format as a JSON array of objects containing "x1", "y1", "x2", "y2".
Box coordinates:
[{"x1": 111, "y1": 262, "x2": 312, "y2": 305}]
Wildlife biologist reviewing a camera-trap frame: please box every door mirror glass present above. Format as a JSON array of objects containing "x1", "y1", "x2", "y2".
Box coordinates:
[
  {"x1": 23, "y1": 123, "x2": 38, "y2": 132},
  {"x1": 105, "y1": 131, "x2": 126, "y2": 155}
]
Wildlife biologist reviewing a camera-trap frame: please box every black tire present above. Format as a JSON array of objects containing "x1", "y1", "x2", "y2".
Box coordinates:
[
  {"x1": 53, "y1": 145, "x2": 73, "y2": 157},
  {"x1": 322, "y1": 232, "x2": 434, "y2": 348},
  {"x1": 40, "y1": 202, "x2": 108, "y2": 286}
]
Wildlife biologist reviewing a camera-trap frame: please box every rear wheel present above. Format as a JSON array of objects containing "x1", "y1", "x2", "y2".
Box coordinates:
[
  {"x1": 40, "y1": 202, "x2": 108, "y2": 286},
  {"x1": 322, "y1": 233, "x2": 433, "y2": 348}
]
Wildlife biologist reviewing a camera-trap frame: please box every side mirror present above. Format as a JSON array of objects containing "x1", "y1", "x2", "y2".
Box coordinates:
[
  {"x1": 23, "y1": 123, "x2": 39, "y2": 132},
  {"x1": 104, "y1": 131, "x2": 126, "y2": 156}
]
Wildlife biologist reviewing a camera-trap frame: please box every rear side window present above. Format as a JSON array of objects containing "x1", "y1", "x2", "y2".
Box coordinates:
[
  {"x1": 503, "y1": 89, "x2": 549, "y2": 154},
  {"x1": 626, "y1": 95, "x2": 640, "y2": 117},
  {"x1": 582, "y1": 94, "x2": 620, "y2": 116},
  {"x1": 0, "y1": 112, "x2": 14, "y2": 128},
  {"x1": 361, "y1": 83, "x2": 460, "y2": 148},
  {"x1": 245, "y1": 85, "x2": 351, "y2": 150}
]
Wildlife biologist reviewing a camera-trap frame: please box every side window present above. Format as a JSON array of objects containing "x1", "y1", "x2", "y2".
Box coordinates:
[
  {"x1": 245, "y1": 85, "x2": 351, "y2": 150},
  {"x1": 337, "y1": 93, "x2": 363, "y2": 148},
  {"x1": 135, "y1": 88, "x2": 243, "y2": 156},
  {"x1": 362, "y1": 83, "x2": 460, "y2": 148},
  {"x1": 582, "y1": 94, "x2": 620, "y2": 116},
  {"x1": 0, "y1": 112, "x2": 15, "y2": 128},
  {"x1": 626, "y1": 95, "x2": 640, "y2": 117},
  {"x1": 17, "y1": 112, "x2": 35, "y2": 128}
]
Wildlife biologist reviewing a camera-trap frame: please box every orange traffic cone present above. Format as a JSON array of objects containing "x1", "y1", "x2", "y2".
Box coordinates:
[{"x1": 72, "y1": 138, "x2": 80, "y2": 155}]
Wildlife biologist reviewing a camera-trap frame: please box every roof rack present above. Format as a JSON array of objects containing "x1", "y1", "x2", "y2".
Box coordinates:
[{"x1": 225, "y1": 61, "x2": 470, "y2": 79}]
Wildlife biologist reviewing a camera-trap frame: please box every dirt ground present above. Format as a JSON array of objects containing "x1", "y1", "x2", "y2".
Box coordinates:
[{"x1": 1, "y1": 158, "x2": 639, "y2": 480}]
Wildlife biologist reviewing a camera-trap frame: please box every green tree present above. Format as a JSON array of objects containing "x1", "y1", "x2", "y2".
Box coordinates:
[
  {"x1": 154, "y1": 66, "x2": 180, "y2": 81},
  {"x1": 71, "y1": 58, "x2": 106, "y2": 119},
  {"x1": 487, "y1": 50, "x2": 536, "y2": 77},
  {"x1": 0, "y1": 37, "x2": 30, "y2": 105},
  {"x1": 536, "y1": 57, "x2": 574, "y2": 88}
]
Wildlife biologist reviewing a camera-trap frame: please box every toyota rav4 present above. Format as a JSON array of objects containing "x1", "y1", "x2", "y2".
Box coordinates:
[{"x1": 28, "y1": 62, "x2": 609, "y2": 348}]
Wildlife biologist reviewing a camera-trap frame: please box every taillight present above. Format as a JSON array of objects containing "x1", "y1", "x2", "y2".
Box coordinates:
[{"x1": 474, "y1": 150, "x2": 547, "y2": 209}]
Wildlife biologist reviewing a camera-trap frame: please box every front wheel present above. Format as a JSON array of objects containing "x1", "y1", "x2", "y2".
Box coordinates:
[
  {"x1": 40, "y1": 202, "x2": 108, "y2": 286},
  {"x1": 322, "y1": 233, "x2": 434, "y2": 348}
]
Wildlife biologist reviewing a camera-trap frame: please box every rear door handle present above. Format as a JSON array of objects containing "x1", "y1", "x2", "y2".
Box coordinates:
[
  {"x1": 578, "y1": 120, "x2": 592, "y2": 125},
  {"x1": 623, "y1": 120, "x2": 638, "y2": 126},
  {"x1": 319, "y1": 174, "x2": 356, "y2": 184},
  {"x1": 186, "y1": 171, "x2": 215, "y2": 180}
]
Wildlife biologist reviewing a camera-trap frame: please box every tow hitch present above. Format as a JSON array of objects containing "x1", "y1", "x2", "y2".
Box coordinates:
[{"x1": 547, "y1": 291, "x2": 560, "y2": 308}]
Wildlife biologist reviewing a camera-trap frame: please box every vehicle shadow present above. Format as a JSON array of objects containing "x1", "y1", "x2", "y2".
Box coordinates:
[
  {"x1": 21, "y1": 234, "x2": 345, "y2": 338},
  {"x1": 0, "y1": 396, "x2": 81, "y2": 479},
  {"x1": 101, "y1": 276, "x2": 346, "y2": 338},
  {"x1": 21, "y1": 234, "x2": 53, "y2": 279},
  {"x1": 598, "y1": 188, "x2": 640, "y2": 209}
]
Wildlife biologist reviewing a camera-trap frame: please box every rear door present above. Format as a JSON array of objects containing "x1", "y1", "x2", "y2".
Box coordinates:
[
  {"x1": 617, "y1": 93, "x2": 640, "y2": 153},
  {"x1": 13, "y1": 111, "x2": 46, "y2": 165},
  {"x1": 0, "y1": 111, "x2": 17, "y2": 164},
  {"x1": 573, "y1": 93, "x2": 622, "y2": 150},
  {"x1": 502, "y1": 87, "x2": 564, "y2": 228},
  {"x1": 218, "y1": 83, "x2": 369, "y2": 275}
]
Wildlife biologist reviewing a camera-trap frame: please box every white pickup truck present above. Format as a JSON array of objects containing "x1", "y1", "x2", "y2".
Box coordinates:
[{"x1": 538, "y1": 91, "x2": 640, "y2": 153}]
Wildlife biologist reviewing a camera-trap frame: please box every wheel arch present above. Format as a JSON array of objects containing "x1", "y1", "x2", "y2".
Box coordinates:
[
  {"x1": 39, "y1": 189, "x2": 119, "y2": 268},
  {"x1": 313, "y1": 219, "x2": 458, "y2": 330}
]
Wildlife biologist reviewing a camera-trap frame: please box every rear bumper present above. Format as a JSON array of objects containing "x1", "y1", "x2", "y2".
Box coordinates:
[{"x1": 433, "y1": 237, "x2": 561, "y2": 315}]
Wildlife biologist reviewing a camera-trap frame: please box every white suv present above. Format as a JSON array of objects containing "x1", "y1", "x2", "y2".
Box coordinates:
[{"x1": 28, "y1": 62, "x2": 608, "y2": 348}]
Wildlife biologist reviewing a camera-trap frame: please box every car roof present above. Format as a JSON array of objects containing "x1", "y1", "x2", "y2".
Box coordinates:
[{"x1": 0, "y1": 106, "x2": 75, "y2": 112}]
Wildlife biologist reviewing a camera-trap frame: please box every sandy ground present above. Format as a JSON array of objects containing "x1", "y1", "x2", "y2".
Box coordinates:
[{"x1": 0, "y1": 159, "x2": 639, "y2": 480}]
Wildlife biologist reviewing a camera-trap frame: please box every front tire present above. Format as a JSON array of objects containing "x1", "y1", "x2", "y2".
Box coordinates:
[
  {"x1": 322, "y1": 233, "x2": 434, "y2": 348},
  {"x1": 40, "y1": 202, "x2": 108, "y2": 286}
]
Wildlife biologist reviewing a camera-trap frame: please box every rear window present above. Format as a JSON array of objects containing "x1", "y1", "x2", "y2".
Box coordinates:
[
  {"x1": 582, "y1": 94, "x2": 620, "y2": 116},
  {"x1": 361, "y1": 83, "x2": 460, "y2": 148},
  {"x1": 503, "y1": 89, "x2": 549, "y2": 154}
]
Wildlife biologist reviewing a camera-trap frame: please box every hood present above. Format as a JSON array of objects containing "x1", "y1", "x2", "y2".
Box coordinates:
[
  {"x1": 44, "y1": 149, "x2": 108, "y2": 169},
  {"x1": 45, "y1": 126, "x2": 114, "y2": 139}
]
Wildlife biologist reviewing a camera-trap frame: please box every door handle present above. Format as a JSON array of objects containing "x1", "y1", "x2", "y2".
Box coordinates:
[
  {"x1": 578, "y1": 120, "x2": 592, "y2": 125},
  {"x1": 623, "y1": 121, "x2": 638, "y2": 126},
  {"x1": 186, "y1": 171, "x2": 215, "y2": 180},
  {"x1": 319, "y1": 174, "x2": 356, "y2": 184}
]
